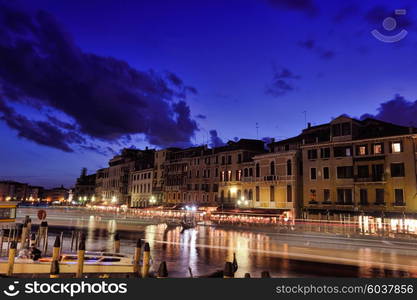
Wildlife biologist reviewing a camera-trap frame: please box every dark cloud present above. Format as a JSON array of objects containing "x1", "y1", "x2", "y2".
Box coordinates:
[
  {"x1": 0, "y1": 98, "x2": 84, "y2": 152},
  {"x1": 360, "y1": 94, "x2": 417, "y2": 127},
  {"x1": 298, "y1": 39, "x2": 315, "y2": 50},
  {"x1": 209, "y1": 130, "x2": 225, "y2": 148},
  {"x1": 298, "y1": 39, "x2": 335, "y2": 60},
  {"x1": 333, "y1": 4, "x2": 360, "y2": 22},
  {"x1": 267, "y1": 0, "x2": 318, "y2": 16},
  {"x1": 195, "y1": 114, "x2": 206, "y2": 120},
  {"x1": 319, "y1": 50, "x2": 335, "y2": 60},
  {"x1": 0, "y1": 2, "x2": 199, "y2": 152},
  {"x1": 365, "y1": 6, "x2": 414, "y2": 30},
  {"x1": 265, "y1": 67, "x2": 301, "y2": 97}
]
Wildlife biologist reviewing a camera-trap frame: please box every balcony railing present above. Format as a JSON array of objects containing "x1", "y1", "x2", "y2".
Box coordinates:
[{"x1": 354, "y1": 174, "x2": 385, "y2": 183}]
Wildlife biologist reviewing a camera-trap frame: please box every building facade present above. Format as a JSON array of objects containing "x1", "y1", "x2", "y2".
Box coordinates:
[
  {"x1": 73, "y1": 168, "x2": 96, "y2": 203},
  {"x1": 301, "y1": 116, "x2": 417, "y2": 217},
  {"x1": 130, "y1": 168, "x2": 154, "y2": 207}
]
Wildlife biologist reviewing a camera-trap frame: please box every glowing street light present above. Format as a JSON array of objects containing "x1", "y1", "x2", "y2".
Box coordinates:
[{"x1": 111, "y1": 196, "x2": 117, "y2": 204}]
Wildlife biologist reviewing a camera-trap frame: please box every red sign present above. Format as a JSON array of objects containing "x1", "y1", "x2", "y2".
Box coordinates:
[{"x1": 37, "y1": 209, "x2": 47, "y2": 220}]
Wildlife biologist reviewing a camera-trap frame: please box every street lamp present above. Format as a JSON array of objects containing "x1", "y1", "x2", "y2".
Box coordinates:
[
  {"x1": 111, "y1": 196, "x2": 117, "y2": 204},
  {"x1": 149, "y1": 195, "x2": 156, "y2": 206}
]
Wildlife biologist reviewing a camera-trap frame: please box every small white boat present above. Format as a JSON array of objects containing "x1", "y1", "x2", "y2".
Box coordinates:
[{"x1": 0, "y1": 251, "x2": 135, "y2": 275}]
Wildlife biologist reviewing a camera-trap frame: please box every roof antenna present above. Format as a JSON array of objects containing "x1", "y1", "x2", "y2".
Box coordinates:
[{"x1": 256, "y1": 122, "x2": 259, "y2": 139}]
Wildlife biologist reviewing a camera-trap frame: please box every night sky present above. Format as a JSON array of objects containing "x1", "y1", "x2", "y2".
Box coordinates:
[{"x1": 1, "y1": 0, "x2": 417, "y2": 188}]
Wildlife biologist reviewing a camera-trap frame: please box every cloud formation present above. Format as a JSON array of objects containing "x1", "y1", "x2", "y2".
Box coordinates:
[
  {"x1": 298, "y1": 39, "x2": 335, "y2": 60},
  {"x1": 209, "y1": 130, "x2": 225, "y2": 148},
  {"x1": 265, "y1": 67, "x2": 301, "y2": 97},
  {"x1": 360, "y1": 95, "x2": 417, "y2": 127},
  {"x1": 267, "y1": 0, "x2": 318, "y2": 16},
  {"x1": 0, "y1": 2, "x2": 199, "y2": 152},
  {"x1": 365, "y1": 5, "x2": 414, "y2": 30}
]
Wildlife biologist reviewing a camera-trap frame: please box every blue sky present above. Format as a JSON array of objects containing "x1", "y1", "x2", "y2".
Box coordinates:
[{"x1": 1, "y1": 0, "x2": 417, "y2": 188}]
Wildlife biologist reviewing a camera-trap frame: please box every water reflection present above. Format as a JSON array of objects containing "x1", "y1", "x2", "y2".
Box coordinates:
[{"x1": 15, "y1": 208, "x2": 417, "y2": 278}]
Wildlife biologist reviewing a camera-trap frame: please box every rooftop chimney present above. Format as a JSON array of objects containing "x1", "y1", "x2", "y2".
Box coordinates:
[{"x1": 307, "y1": 122, "x2": 311, "y2": 128}]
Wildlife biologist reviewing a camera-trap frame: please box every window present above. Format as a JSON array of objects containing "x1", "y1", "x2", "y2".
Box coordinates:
[
  {"x1": 373, "y1": 143, "x2": 384, "y2": 154},
  {"x1": 227, "y1": 155, "x2": 232, "y2": 164},
  {"x1": 391, "y1": 163, "x2": 405, "y2": 177},
  {"x1": 332, "y1": 124, "x2": 341, "y2": 137},
  {"x1": 337, "y1": 166, "x2": 353, "y2": 179},
  {"x1": 337, "y1": 189, "x2": 353, "y2": 204},
  {"x1": 270, "y1": 161, "x2": 275, "y2": 175},
  {"x1": 244, "y1": 168, "x2": 248, "y2": 177},
  {"x1": 372, "y1": 164, "x2": 384, "y2": 181},
  {"x1": 323, "y1": 189, "x2": 330, "y2": 203},
  {"x1": 221, "y1": 171, "x2": 225, "y2": 182},
  {"x1": 360, "y1": 189, "x2": 368, "y2": 205},
  {"x1": 238, "y1": 154, "x2": 242, "y2": 163},
  {"x1": 287, "y1": 185, "x2": 292, "y2": 202},
  {"x1": 307, "y1": 149, "x2": 318, "y2": 160},
  {"x1": 320, "y1": 148, "x2": 330, "y2": 159},
  {"x1": 391, "y1": 142, "x2": 402, "y2": 153},
  {"x1": 215, "y1": 168, "x2": 219, "y2": 177},
  {"x1": 357, "y1": 165, "x2": 369, "y2": 178},
  {"x1": 255, "y1": 186, "x2": 260, "y2": 201},
  {"x1": 221, "y1": 156, "x2": 225, "y2": 165},
  {"x1": 270, "y1": 186, "x2": 275, "y2": 202},
  {"x1": 287, "y1": 160, "x2": 292, "y2": 175},
  {"x1": 255, "y1": 163, "x2": 260, "y2": 177},
  {"x1": 375, "y1": 189, "x2": 385, "y2": 204},
  {"x1": 227, "y1": 170, "x2": 232, "y2": 181},
  {"x1": 334, "y1": 146, "x2": 352, "y2": 157},
  {"x1": 236, "y1": 170, "x2": 242, "y2": 181},
  {"x1": 332, "y1": 122, "x2": 351, "y2": 136},
  {"x1": 356, "y1": 145, "x2": 368, "y2": 156},
  {"x1": 342, "y1": 122, "x2": 351, "y2": 135},
  {"x1": 323, "y1": 167, "x2": 330, "y2": 179},
  {"x1": 310, "y1": 168, "x2": 317, "y2": 180},
  {"x1": 248, "y1": 189, "x2": 253, "y2": 200},
  {"x1": 309, "y1": 189, "x2": 317, "y2": 203},
  {"x1": 394, "y1": 189, "x2": 405, "y2": 206},
  {"x1": 249, "y1": 168, "x2": 253, "y2": 177}
]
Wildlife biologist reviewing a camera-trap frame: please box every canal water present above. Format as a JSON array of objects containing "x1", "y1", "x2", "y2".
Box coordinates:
[{"x1": 12, "y1": 208, "x2": 417, "y2": 278}]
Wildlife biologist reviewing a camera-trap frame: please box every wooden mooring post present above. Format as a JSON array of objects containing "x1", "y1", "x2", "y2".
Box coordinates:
[
  {"x1": 52, "y1": 235, "x2": 61, "y2": 261},
  {"x1": 7, "y1": 241, "x2": 17, "y2": 277},
  {"x1": 223, "y1": 262, "x2": 234, "y2": 278},
  {"x1": 133, "y1": 239, "x2": 142, "y2": 277},
  {"x1": 157, "y1": 261, "x2": 168, "y2": 278},
  {"x1": 50, "y1": 259, "x2": 60, "y2": 278},
  {"x1": 141, "y1": 242, "x2": 151, "y2": 278},
  {"x1": 114, "y1": 232, "x2": 120, "y2": 253},
  {"x1": 76, "y1": 238, "x2": 86, "y2": 278},
  {"x1": 0, "y1": 229, "x2": 4, "y2": 257}
]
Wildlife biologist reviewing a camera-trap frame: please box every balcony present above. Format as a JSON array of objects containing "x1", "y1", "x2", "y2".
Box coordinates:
[{"x1": 354, "y1": 174, "x2": 385, "y2": 183}]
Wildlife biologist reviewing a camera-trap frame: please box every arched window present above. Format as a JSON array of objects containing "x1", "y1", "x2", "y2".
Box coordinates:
[
  {"x1": 221, "y1": 190, "x2": 224, "y2": 201},
  {"x1": 244, "y1": 168, "x2": 248, "y2": 177},
  {"x1": 248, "y1": 189, "x2": 253, "y2": 200},
  {"x1": 244, "y1": 189, "x2": 248, "y2": 199},
  {"x1": 227, "y1": 190, "x2": 231, "y2": 201},
  {"x1": 237, "y1": 190, "x2": 241, "y2": 200},
  {"x1": 270, "y1": 161, "x2": 275, "y2": 175},
  {"x1": 256, "y1": 163, "x2": 260, "y2": 177},
  {"x1": 287, "y1": 159, "x2": 292, "y2": 176}
]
